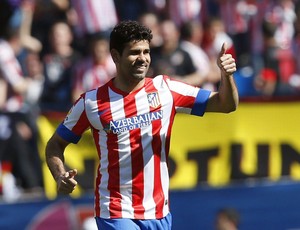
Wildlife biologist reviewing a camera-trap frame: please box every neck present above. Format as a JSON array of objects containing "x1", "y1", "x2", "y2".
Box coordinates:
[
  {"x1": 113, "y1": 76, "x2": 145, "y2": 93},
  {"x1": 8, "y1": 38, "x2": 20, "y2": 55},
  {"x1": 54, "y1": 45, "x2": 72, "y2": 56}
]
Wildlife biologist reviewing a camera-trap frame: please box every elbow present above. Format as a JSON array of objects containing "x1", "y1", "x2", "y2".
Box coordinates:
[
  {"x1": 228, "y1": 105, "x2": 237, "y2": 113},
  {"x1": 223, "y1": 101, "x2": 239, "y2": 113},
  {"x1": 226, "y1": 94, "x2": 239, "y2": 113}
]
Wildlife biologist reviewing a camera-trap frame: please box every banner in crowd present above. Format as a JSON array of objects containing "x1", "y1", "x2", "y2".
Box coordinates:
[
  {"x1": 2, "y1": 182, "x2": 300, "y2": 230},
  {"x1": 38, "y1": 102, "x2": 300, "y2": 198}
]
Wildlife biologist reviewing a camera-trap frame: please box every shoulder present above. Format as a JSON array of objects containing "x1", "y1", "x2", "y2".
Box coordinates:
[
  {"x1": 84, "y1": 78, "x2": 113, "y2": 99},
  {"x1": 146, "y1": 75, "x2": 171, "y2": 83},
  {"x1": 176, "y1": 46, "x2": 193, "y2": 58},
  {"x1": 145, "y1": 75, "x2": 175, "y2": 91},
  {"x1": 0, "y1": 40, "x2": 13, "y2": 59}
]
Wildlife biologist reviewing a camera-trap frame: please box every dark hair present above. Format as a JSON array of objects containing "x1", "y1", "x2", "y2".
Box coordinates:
[
  {"x1": 180, "y1": 21, "x2": 201, "y2": 40},
  {"x1": 110, "y1": 20, "x2": 153, "y2": 54},
  {"x1": 217, "y1": 207, "x2": 240, "y2": 227},
  {"x1": 0, "y1": 0, "x2": 14, "y2": 38},
  {"x1": 262, "y1": 19, "x2": 277, "y2": 39}
]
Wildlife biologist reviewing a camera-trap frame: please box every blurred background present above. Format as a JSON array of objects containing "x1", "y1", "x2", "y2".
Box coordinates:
[{"x1": 1, "y1": 0, "x2": 300, "y2": 229}]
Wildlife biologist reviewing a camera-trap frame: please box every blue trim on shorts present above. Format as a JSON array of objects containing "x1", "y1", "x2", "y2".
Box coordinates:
[
  {"x1": 56, "y1": 123, "x2": 81, "y2": 144},
  {"x1": 95, "y1": 213, "x2": 172, "y2": 230},
  {"x1": 191, "y1": 89, "x2": 211, "y2": 116}
]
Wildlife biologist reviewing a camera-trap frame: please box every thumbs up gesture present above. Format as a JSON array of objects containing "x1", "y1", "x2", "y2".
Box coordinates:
[
  {"x1": 56, "y1": 169, "x2": 78, "y2": 194},
  {"x1": 217, "y1": 43, "x2": 236, "y2": 77}
]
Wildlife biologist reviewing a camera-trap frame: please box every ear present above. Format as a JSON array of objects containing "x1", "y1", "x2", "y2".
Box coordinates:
[{"x1": 111, "y1": 49, "x2": 120, "y2": 63}]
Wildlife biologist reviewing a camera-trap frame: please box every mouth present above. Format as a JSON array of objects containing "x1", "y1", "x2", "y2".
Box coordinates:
[{"x1": 134, "y1": 64, "x2": 147, "y2": 73}]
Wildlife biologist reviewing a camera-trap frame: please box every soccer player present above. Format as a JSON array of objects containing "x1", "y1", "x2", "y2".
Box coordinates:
[{"x1": 45, "y1": 20, "x2": 238, "y2": 230}]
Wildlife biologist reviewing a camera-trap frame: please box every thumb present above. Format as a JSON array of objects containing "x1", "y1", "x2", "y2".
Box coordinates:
[
  {"x1": 65, "y1": 169, "x2": 77, "y2": 178},
  {"x1": 219, "y1": 42, "x2": 227, "y2": 56}
]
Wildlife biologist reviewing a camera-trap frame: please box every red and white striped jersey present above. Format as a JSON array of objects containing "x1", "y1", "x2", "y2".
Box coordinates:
[
  {"x1": 168, "y1": 0, "x2": 202, "y2": 27},
  {"x1": 73, "y1": 57, "x2": 116, "y2": 94},
  {"x1": 0, "y1": 39, "x2": 24, "y2": 112},
  {"x1": 57, "y1": 75, "x2": 211, "y2": 219},
  {"x1": 70, "y1": 0, "x2": 118, "y2": 37}
]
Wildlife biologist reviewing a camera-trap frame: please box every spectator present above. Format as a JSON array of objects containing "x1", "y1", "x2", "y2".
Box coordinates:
[
  {"x1": 31, "y1": 0, "x2": 70, "y2": 57},
  {"x1": 114, "y1": 0, "x2": 147, "y2": 21},
  {"x1": 269, "y1": 0, "x2": 297, "y2": 85},
  {"x1": 203, "y1": 16, "x2": 236, "y2": 61},
  {"x1": 180, "y1": 20, "x2": 220, "y2": 87},
  {"x1": 215, "y1": 207, "x2": 240, "y2": 230},
  {"x1": 254, "y1": 19, "x2": 296, "y2": 97},
  {"x1": 0, "y1": 21, "x2": 43, "y2": 194},
  {"x1": 218, "y1": 0, "x2": 256, "y2": 68},
  {"x1": 138, "y1": 12, "x2": 163, "y2": 49},
  {"x1": 69, "y1": 0, "x2": 117, "y2": 35},
  {"x1": 21, "y1": 50, "x2": 45, "y2": 189},
  {"x1": 22, "y1": 50, "x2": 44, "y2": 117},
  {"x1": 69, "y1": 0, "x2": 118, "y2": 53},
  {"x1": 72, "y1": 33, "x2": 116, "y2": 101},
  {"x1": 202, "y1": 16, "x2": 236, "y2": 90},
  {"x1": 40, "y1": 20, "x2": 81, "y2": 114},
  {"x1": 150, "y1": 19, "x2": 203, "y2": 86},
  {"x1": 290, "y1": 0, "x2": 300, "y2": 93},
  {"x1": 7, "y1": 0, "x2": 42, "y2": 53},
  {"x1": 144, "y1": 0, "x2": 167, "y2": 19},
  {"x1": 167, "y1": 0, "x2": 202, "y2": 28}
]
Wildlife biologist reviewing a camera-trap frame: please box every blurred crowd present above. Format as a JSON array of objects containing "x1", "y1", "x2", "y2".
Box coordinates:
[{"x1": 1, "y1": 0, "x2": 300, "y2": 199}]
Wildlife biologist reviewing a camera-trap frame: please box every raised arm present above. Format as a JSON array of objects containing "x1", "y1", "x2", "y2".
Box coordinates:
[
  {"x1": 205, "y1": 43, "x2": 239, "y2": 113},
  {"x1": 45, "y1": 132, "x2": 77, "y2": 194}
]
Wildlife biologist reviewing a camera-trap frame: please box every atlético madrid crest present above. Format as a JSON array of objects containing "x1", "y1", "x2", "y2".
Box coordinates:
[{"x1": 147, "y1": 92, "x2": 161, "y2": 108}]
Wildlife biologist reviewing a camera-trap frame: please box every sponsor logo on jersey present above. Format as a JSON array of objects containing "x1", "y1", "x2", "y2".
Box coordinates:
[{"x1": 104, "y1": 110, "x2": 163, "y2": 134}]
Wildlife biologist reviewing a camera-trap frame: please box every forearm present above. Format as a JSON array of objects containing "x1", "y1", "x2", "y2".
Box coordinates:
[
  {"x1": 45, "y1": 135, "x2": 67, "y2": 181},
  {"x1": 46, "y1": 133, "x2": 78, "y2": 194},
  {"x1": 207, "y1": 42, "x2": 239, "y2": 113},
  {"x1": 205, "y1": 72, "x2": 239, "y2": 113},
  {"x1": 218, "y1": 72, "x2": 239, "y2": 112}
]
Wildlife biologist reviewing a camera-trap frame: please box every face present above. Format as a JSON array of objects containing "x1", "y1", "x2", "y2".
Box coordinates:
[
  {"x1": 112, "y1": 40, "x2": 151, "y2": 84},
  {"x1": 215, "y1": 214, "x2": 236, "y2": 230},
  {"x1": 50, "y1": 22, "x2": 73, "y2": 48},
  {"x1": 93, "y1": 39, "x2": 110, "y2": 63},
  {"x1": 160, "y1": 21, "x2": 179, "y2": 44}
]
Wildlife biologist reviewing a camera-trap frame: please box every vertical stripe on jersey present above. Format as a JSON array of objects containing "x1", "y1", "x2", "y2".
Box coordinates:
[
  {"x1": 88, "y1": 89, "x2": 103, "y2": 217},
  {"x1": 108, "y1": 88, "x2": 134, "y2": 218},
  {"x1": 105, "y1": 88, "x2": 123, "y2": 218},
  {"x1": 144, "y1": 79, "x2": 165, "y2": 219},
  {"x1": 152, "y1": 76, "x2": 174, "y2": 217},
  {"x1": 86, "y1": 0, "x2": 101, "y2": 33},
  {"x1": 135, "y1": 88, "x2": 156, "y2": 219},
  {"x1": 123, "y1": 92, "x2": 145, "y2": 219},
  {"x1": 94, "y1": 86, "x2": 122, "y2": 218},
  {"x1": 151, "y1": 120, "x2": 164, "y2": 218},
  {"x1": 94, "y1": 164, "x2": 101, "y2": 217}
]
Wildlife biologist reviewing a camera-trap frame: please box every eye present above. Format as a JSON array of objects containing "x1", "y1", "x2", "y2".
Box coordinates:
[
  {"x1": 144, "y1": 49, "x2": 150, "y2": 55},
  {"x1": 131, "y1": 50, "x2": 140, "y2": 55}
]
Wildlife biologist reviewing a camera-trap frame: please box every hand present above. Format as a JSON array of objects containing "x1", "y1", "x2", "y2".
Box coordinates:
[
  {"x1": 217, "y1": 43, "x2": 236, "y2": 77},
  {"x1": 57, "y1": 169, "x2": 78, "y2": 195}
]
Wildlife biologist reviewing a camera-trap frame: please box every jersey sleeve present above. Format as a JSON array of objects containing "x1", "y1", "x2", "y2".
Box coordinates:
[
  {"x1": 56, "y1": 94, "x2": 90, "y2": 143},
  {"x1": 0, "y1": 42, "x2": 24, "y2": 87},
  {"x1": 164, "y1": 76, "x2": 211, "y2": 116}
]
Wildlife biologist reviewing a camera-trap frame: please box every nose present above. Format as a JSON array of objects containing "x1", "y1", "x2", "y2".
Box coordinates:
[{"x1": 137, "y1": 53, "x2": 147, "y2": 62}]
